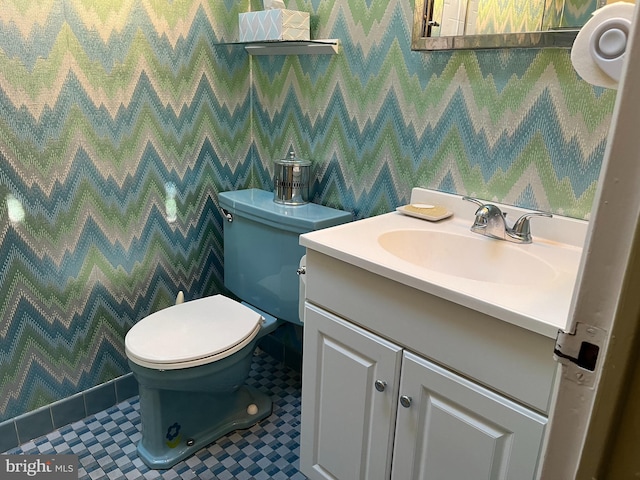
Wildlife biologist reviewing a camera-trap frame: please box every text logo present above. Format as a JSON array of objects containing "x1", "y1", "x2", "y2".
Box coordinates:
[{"x1": 1, "y1": 455, "x2": 77, "y2": 479}]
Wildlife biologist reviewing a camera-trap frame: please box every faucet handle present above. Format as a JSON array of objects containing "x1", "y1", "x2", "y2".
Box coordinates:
[
  {"x1": 463, "y1": 196, "x2": 507, "y2": 222},
  {"x1": 511, "y1": 212, "x2": 553, "y2": 242},
  {"x1": 462, "y1": 196, "x2": 506, "y2": 217},
  {"x1": 462, "y1": 196, "x2": 485, "y2": 208}
]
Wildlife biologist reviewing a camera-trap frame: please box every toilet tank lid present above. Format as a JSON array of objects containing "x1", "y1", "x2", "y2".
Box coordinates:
[
  {"x1": 219, "y1": 189, "x2": 352, "y2": 233},
  {"x1": 125, "y1": 295, "x2": 263, "y2": 368}
]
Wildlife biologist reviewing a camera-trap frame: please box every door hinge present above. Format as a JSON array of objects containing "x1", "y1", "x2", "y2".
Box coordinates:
[{"x1": 554, "y1": 322, "x2": 606, "y2": 387}]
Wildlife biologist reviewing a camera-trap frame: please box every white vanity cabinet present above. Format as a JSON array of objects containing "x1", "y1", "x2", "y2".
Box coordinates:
[
  {"x1": 301, "y1": 303, "x2": 547, "y2": 480},
  {"x1": 299, "y1": 250, "x2": 559, "y2": 480}
]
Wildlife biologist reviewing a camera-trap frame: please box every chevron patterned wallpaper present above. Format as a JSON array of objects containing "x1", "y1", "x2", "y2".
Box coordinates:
[
  {"x1": 0, "y1": 0, "x2": 254, "y2": 423},
  {"x1": 252, "y1": 0, "x2": 616, "y2": 219},
  {"x1": 0, "y1": 0, "x2": 616, "y2": 423}
]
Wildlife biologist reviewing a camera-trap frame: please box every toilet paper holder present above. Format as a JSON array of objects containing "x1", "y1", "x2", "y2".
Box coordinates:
[
  {"x1": 572, "y1": 2, "x2": 635, "y2": 88},
  {"x1": 589, "y1": 16, "x2": 631, "y2": 82}
]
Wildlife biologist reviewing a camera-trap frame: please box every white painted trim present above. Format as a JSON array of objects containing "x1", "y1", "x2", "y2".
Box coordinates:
[{"x1": 540, "y1": 2, "x2": 640, "y2": 477}]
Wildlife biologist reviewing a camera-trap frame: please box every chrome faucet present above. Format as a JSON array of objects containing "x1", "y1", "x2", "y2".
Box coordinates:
[{"x1": 462, "y1": 197, "x2": 552, "y2": 244}]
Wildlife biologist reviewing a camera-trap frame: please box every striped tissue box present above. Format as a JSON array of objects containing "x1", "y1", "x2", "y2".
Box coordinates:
[{"x1": 239, "y1": 9, "x2": 310, "y2": 42}]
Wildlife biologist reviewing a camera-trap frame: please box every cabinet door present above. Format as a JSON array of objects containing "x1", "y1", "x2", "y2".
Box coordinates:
[
  {"x1": 392, "y1": 352, "x2": 547, "y2": 480},
  {"x1": 300, "y1": 304, "x2": 403, "y2": 480}
]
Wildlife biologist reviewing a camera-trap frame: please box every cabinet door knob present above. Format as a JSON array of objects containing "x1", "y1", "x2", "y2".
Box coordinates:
[
  {"x1": 374, "y1": 380, "x2": 387, "y2": 392},
  {"x1": 400, "y1": 395, "x2": 412, "y2": 408}
]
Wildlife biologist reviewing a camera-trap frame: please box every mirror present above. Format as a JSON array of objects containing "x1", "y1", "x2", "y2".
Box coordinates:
[{"x1": 412, "y1": 0, "x2": 606, "y2": 50}]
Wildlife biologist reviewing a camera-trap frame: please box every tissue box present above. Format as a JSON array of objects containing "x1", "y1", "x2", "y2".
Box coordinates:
[{"x1": 239, "y1": 9, "x2": 310, "y2": 42}]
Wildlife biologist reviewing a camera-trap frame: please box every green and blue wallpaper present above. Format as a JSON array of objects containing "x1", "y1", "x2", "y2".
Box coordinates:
[{"x1": 0, "y1": 0, "x2": 616, "y2": 423}]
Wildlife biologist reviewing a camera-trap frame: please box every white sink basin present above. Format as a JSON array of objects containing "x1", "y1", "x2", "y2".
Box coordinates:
[
  {"x1": 300, "y1": 187, "x2": 587, "y2": 337},
  {"x1": 378, "y1": 229, "x2": 557, "y2": 286}
]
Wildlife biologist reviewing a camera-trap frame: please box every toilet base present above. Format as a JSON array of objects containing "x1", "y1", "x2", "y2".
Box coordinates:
[{"x1": 136, "y1": 385, "x2": 272, "y2": 470}]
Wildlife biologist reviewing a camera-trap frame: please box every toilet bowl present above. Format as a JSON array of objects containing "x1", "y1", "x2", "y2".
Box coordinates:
[
  {"x1": 124, "y1": 189, "x2": 352, "y2": 469},
  {"x1": 126, "y1": 295, "x2": 279, "y2": 469}
]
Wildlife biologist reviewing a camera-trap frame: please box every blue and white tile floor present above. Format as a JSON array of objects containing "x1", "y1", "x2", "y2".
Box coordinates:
[{"x1": 5, "y1": 350, "x2": 307, "y2": 479}]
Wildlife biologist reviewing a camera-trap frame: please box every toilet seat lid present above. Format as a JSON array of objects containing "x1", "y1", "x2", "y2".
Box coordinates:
[{"x1": 125, "y1": 295, "x2": 263, "y2": 369}]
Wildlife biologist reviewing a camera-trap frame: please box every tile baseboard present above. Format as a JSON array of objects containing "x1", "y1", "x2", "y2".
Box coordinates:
[{"x1": 1, "y1": 373, "x2": 138, "y2": 451}]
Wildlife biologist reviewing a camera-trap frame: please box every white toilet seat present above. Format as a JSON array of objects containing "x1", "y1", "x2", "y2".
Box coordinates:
[{"x1": 125, "y1": 295, "x2": 264, "y2": 370}]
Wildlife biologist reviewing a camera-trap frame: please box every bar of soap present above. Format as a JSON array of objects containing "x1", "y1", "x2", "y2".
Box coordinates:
[{"x1": 396, "y1": 203, "x2": 453, "y2": 221}]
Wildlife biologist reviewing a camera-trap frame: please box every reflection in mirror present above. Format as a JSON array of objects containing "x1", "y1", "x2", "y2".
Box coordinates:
[
  {"x1": 6, "y1": 194, "x2": 25, "y2": 224},
  {"x1": 165, "y1": 182, "x2": 178, "y2": 224},
  {"x1": 412, "y1": 0, "x2": 610, "y2": 50}
]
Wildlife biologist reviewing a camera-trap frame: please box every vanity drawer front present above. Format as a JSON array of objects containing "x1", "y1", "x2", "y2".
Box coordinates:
[{"x1": 304, "y1": 250, "x2": 558, "y2": 414}]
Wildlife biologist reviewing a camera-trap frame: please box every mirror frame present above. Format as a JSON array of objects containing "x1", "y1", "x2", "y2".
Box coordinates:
[{"x1": 411, "y1": 0, "x2": 603, "y2": 50}]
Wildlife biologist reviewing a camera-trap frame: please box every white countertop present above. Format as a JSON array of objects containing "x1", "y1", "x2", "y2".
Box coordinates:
[{"x1": 300, "y1": 188, "x2": 588, "y2": 338}]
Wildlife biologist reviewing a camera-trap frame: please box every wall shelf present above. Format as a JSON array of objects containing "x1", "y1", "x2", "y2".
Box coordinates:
[{"x1": 242, "y1": 39, "x2": 339, "y2": 56}]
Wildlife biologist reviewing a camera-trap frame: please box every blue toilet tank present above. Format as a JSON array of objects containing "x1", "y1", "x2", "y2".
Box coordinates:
[{"x1": 218, "y1": 189, "x2": 352, "y2": 325}]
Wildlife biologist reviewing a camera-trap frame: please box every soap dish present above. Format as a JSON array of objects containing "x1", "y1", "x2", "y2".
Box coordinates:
[{"x1": 396, "y1": 203, "x2": 453, "y2": 222}]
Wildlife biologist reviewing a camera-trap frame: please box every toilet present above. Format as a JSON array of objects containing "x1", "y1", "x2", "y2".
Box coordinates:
[{"x1": 124, "y1": 188, "x2": 352, "y2": 469}]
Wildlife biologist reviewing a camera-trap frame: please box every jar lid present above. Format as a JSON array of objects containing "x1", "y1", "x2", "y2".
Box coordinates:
[{"x1": 276, "y1": 149, "x2": 311, "y2": 166}]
